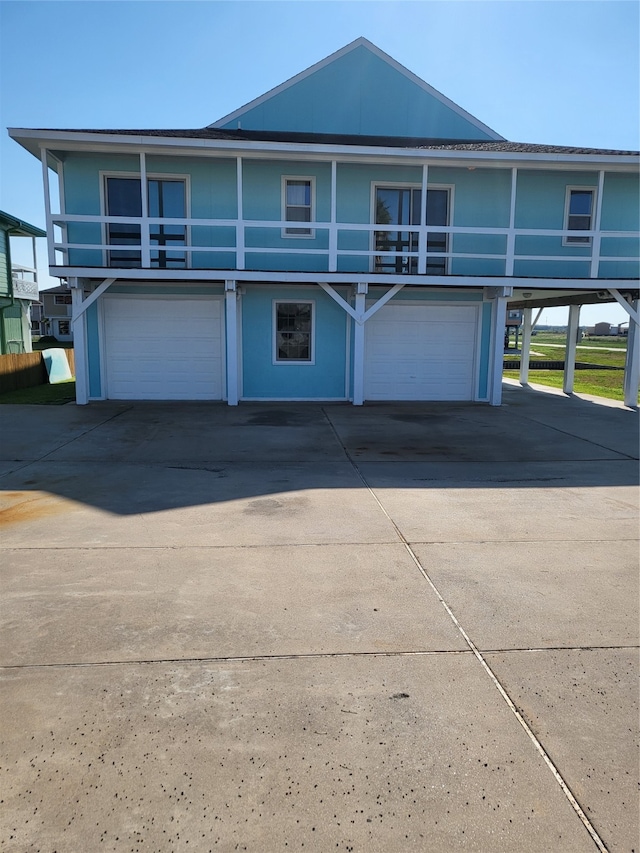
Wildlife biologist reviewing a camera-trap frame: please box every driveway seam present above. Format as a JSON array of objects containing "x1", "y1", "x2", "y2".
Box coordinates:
[{"x1": 321, "y1": 406, "x2": 609, "y2": 853}]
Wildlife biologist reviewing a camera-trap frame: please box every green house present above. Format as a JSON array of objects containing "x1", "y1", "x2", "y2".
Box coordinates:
[{"x1": 0, "y1": 210, "x2": 46, "y2": 354}]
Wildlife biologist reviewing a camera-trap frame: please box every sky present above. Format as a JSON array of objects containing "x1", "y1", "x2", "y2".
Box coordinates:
[{"x1": 1, "y1": 0, "x2": 638, "y2": 325}]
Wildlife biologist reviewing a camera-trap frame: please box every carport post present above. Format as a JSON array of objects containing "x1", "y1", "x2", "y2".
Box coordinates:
[
  {"x1": 70, "y1": 278, "x2": 88, "y2": 405},
  {"x1": 623, "y1": 300, "x2": 639, "y2": 408},
  {"x1": 225, "y1": 280, "x2": 239, "y2": 406},
  {"x1": 487, "y1": 287, "x2": 511, "y2": 406},
  {"x1": 519, "y1": 308, "x2": 532, "y2": 384},
  {"x1": 563, "y1": 304, "x2": 581, "y2": 394},
  {"x1": 352, "y1": 283, "x2": 367, "y2": 405}
]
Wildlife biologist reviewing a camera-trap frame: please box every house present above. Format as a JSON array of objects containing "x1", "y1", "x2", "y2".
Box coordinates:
[
  {"x1": 8, "y1": 38, "x2": 640, "y2": 405},
  {"x1": 31, "y1": 284, "x2": 73, "y2": 341},
  {"x1": 0, "y1": 210, "x2": 45, "y2": 354}
]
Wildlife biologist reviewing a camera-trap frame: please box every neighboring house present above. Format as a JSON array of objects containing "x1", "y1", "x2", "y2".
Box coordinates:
[
  {"x1": 0, "y1": 210, "x2": 45, "y2": 354},
  {"x1": 31, "y1": 284, "x2": 73, "y2": 341},
  {"x1": 8, "y1": 38, "x2": 640, "y2": 405}
]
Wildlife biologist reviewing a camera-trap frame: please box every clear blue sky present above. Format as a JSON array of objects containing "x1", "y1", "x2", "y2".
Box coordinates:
[{"x1": 1, "y1": 0, "x2": 638, "y2": 324}]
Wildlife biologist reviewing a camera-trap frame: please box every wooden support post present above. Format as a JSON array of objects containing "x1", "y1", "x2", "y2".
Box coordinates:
[
  {"x1": 70, "y1": 279, "x2": 88, "y2": 405},
  {"x1": 563, "y1": 304, "x2": 581, "y2": 394},
  {"x1": 352, "y1": 283, "x2": 367, "y2": 405},
  {"x1": 519, "y1": 307, "x2": 532, "y2": 384},
  {"x1": 489, "y1": 291, "x2": 508, "y2": 406},
  {"x1": 225, "y1": 280, "x2": 239, "y2": 406},
  {"x1": 623, "y1": 300, "x2": 639, "y2": 408}
]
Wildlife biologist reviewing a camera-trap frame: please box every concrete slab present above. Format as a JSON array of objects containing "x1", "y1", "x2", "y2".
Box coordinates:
[
  {"x1": 45, "y1": 403, "x2": 347, "y2": 464},
  {"x1": 358, "y1": 460, "x2": 638, "y2": 542},
  {"x1": 325, "y1": 401, "x2": 631, "y2": 463},
  {"x1": 412, "y1": 539, "x2": 639, "y2": 649},
  {"x1": 486, "y1": 648, "x2": 639, "y2": 853},
  {"x1": 0, "y1": 544, "x2": 467, "y2": 666},
  {"x1": 0, "y1": 461, "x2": 395, "y2": 547},
  {"x1": 0, "y1": 655, "x2": 597, "y2": 853}
]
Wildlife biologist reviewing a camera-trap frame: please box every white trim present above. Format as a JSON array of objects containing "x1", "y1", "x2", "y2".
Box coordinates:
[
  {"x1": 563, "y1": 304, "x2": 581, "y2": 394},
  {"x1": 281, "y1": 175, "x2": 316, "y2": 238},
  {"x1": 242, "y1": 397, "x2": 349, "y2": 402},
  {"x1": 623, "y1": 300, "x2": 639, "y2": 408},
  {"x1": 562, "y1": 185, "x2": 596, "y2": 247},
  {"x1": 272, "y1": 298, "x2": 316, "y2": 365},
  {"x1": 209, "y1": 37, "x2": 504, "y2": 140},
  {"x1": 225, "y1": 280, "x2": 239, "y2": 405}
]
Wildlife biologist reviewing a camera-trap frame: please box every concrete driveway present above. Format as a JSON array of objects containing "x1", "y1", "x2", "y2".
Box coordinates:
[{"x1": 1, "y1": 384, "x2": 638, "y2": 852}]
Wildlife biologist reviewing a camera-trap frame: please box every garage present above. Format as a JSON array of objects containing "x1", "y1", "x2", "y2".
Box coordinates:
[
  {"x1": 364, "y1": 303, "x2": 479, "y2": 400},
  {"x1": 103, "y1": 296, "x2": 225, "y2": 400}
]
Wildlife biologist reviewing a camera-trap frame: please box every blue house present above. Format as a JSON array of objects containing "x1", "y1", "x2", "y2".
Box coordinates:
[{"x1": 9, "y1": 38, "x2": 640, "y2": 405}]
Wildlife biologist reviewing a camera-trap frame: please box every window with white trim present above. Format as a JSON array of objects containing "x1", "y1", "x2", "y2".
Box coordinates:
[
  {"x1": 564, "y1": 187, "x2": 595, "y2": 245},
  {"x1": 282, "y1": 177, "x2": 314, "y2": 237},
  {"x1": 274, "y1": 301, "x2": 314, "y2": 363}
]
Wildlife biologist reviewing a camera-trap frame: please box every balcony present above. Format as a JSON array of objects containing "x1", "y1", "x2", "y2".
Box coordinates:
[{"x1": 48, "y1": 213, "x2": 640, "y2": 282}]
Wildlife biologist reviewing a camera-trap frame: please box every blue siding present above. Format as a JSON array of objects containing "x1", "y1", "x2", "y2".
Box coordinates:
[
  {"x1": 87, "y1": 301, "x2": 101, "y2": 398},
  {"x1": 241, "y1": 286, "x2": 348, "y2": 399},
  {"x1": 218, "y1": 45, "x2": 496, "y2": 140}
]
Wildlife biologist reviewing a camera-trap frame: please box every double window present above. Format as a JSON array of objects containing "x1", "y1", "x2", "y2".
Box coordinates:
[
  {"x1": 104, "y1": 175, "x2": 187, "y2": 267},
  {"x1": 282, "y1": 177, "x2": 314, "y2": 237},
  {"x1": 564, "y1": 187, "x2": 595, "y2": 245},
  {"x1": 374, "y1": 185, "x2": 450, "y2": 274},
  {"x1": 274, "y1": 301, "x2": 314, "y2": 363}
]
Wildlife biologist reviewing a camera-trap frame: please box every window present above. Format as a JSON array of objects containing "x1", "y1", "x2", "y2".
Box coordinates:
[
  {"x1": 283, "y1": 177, "x2": 314, "y2": 237},
  {"x1": 274, "y1": 301, "x2": 314, "y2": 363},
  {"x1": 374, "y1": 186, "x2": 450, "y2": 274},
  {"x1": 57, "y1": 320, "x2": 70, "y2": 336},
  {"x1": 104, "y1": 175, "x2": 187, "y2": 267},
  {"x1": 54, "y1": 293, "x2": 72, "y2": 305},
  {"x1": 564, "y1": 188, "x2": 595, "y2": 245}
]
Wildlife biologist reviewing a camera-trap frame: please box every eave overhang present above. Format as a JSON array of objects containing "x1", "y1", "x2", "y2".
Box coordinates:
[{"x1": 9, "y1": 128, "x2": 640, "y2": 172}]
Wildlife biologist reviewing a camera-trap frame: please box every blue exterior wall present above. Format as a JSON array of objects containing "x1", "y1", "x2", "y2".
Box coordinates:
[
  {"x1": 241, "y1": 285, "x2": 348, "y2": 399},
  {"x1": 217, "y1": 45, "x2": 496, "y2": 140}
]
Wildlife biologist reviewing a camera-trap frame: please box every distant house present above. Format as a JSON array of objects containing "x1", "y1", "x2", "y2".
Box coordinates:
[
  {"x1": 0, "y1": 210, "x2": 45, "y2": 354},
  {"x1": 8, "y1": 37, "x2": 639, "y2": 405},
  {"x1": 31, "y1": 284, "x2": 73, "y2": 342}
]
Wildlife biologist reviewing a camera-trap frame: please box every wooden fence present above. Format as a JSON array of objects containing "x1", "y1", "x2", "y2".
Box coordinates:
[{"x1": 0, "y1": 349, "x2": 75, "y2": 395}]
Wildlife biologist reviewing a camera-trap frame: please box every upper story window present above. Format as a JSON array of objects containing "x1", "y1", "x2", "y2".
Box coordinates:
[
  {"x1": 374, "y1": 185, "x2": 450, "y2": 275},
  {"x1": 274, "y1": 301, "x2": 314, "y2": 363},
  {"x1": 564, "y1": 187, "x2": 595, "y2": 245},
  {"x1": 104, "y1": 175, "x2": 187, "y2": 268},
  {"x1": 282, "y1": 177, "x2": 314, "y2": 237},
  {"x1": 54, "y1": 293, "x2": 72, "y2": 304}
]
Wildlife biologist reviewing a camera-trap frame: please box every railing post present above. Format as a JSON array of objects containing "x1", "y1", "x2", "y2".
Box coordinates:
[
  {"x1": 505, "y1": 167, "x2": 518, "y2": 277},
  {"x1": 418, "y1": 164, "x2": 429, "y2": 274},
  {"x1": 590, "y1": 170, "x2": 605, "y2": 278},
  {"x1": 236, "y1": 157, "x2": 245, "y2": 270},
  {"x1": 139, "y1": 152, "x2": 151, "y2": 268},
  {"x1": 329, "y1": 160, "x2": 338, "y2": 272}
]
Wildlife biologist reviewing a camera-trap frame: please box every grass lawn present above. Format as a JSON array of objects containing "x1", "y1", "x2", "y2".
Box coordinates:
[
  {"x1": 503, "y1": 369, "x2": 634, "y2": 402},
  {"x1": 0, "y1": 380, "x2": 76, "y2": 405}
]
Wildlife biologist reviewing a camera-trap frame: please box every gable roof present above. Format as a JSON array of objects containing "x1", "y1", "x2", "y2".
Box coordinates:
[{"x1": 210, "y1": 37, "x2": 504, "y2": 142}]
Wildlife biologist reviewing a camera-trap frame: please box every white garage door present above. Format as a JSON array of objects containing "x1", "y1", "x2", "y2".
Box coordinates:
[
  {"x1": 103, "y1": 296, "x2": 224, "y2": 400},
  {"x1": 364, "y1": 303, "x2": 478, "y2": 401}
]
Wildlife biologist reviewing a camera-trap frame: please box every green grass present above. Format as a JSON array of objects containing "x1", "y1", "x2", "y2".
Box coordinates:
[
  {"x1": 529, "y1": 332, "x2": 627, "y2": 350},
  {"x1": 0, "y1": 380, "x2": 76, "y2": 405},
  {"x1": 32, "y1": 339, "x2": 74, "y2": 351},
  {"x1": 503, "y1": 369, "x2": 633, "y2": 402}
]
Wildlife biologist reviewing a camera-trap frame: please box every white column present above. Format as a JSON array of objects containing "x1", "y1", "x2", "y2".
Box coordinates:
[
  {"x1": 40, "y1": 148, "x2": 55, "y2": 267},
  {"x1": 488, "y1": 291, "x2": 509, "y2": 406},
  {"x1": 418, "y1": 164, "x2": 428, "y2": 274},
  {"x1": 225, "y1": 280, "x2": 239, "y2": 406},
  {"x1": 70, "y1": 279, "x2": 88, "y2": 405},
  {"x1": 589, "y1": 170, "x2": 605, "y2": 278},
  {"x1": 505, "y1": 167, "x2": 518, "y2": 276},
  {"x1": 352, "y1": 283, "x2": 367, "y2": 405},
  {"x1": 563, "y1": 304, "x2": 581, "y2": 394},
  {"x1": 519, "y1": 307, "x2": 532, "y2": 384},
  {"x1": 623, "y1": 300, "x2": 639, "y2": 408}
]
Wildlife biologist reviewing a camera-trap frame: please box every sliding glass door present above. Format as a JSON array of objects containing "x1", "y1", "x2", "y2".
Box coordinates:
[{"x1": 374, "y1": 186, "x2": 449, "y2": 275}]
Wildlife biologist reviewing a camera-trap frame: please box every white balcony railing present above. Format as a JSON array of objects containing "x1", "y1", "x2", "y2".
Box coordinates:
[{"x1": 48, "y1": 213, "x2": 640, "y2": 279}]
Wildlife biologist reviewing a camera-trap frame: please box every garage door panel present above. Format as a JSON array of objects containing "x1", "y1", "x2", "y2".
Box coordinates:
[
  {"x1": 103, "y1": 297, "x2": 224, "y2": 400},
  {"x1": 364, "y1": 304, "x2": 478, "y2": 401}
]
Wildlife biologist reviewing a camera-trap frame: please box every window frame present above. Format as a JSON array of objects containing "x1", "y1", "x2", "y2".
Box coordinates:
[
  {"x1": 370, "y1": 181, "x2": 453, "y2": 275},
  {"x1": 281, "y1": 175, "x2": 316, "y2": 239},
  {"x1": 563, "y1": 186, "x2": 596, "y2": 247},
  {"x1": 100, "y1": 170, "x2": 191, "y2": 267},
  {"x1": 272, "y1": 299, "x2": 316, "y2": 365}
]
